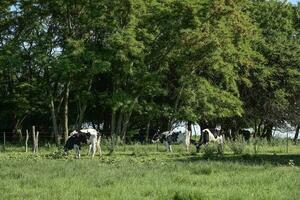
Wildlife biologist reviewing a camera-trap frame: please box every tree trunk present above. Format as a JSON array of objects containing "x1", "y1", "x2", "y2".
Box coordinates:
[
  {"x1": 168, "y1": 85, "x2": 184, "y2": 129},
  {"x1": 63, "y1": 81, "x2": 70, "y2": 143},
  {"x1": 116, "y1": 111, "x2": 123, "y2": 140},
  {"x1": 103, "y1": 111, "x2": 110, "y2": 137},
  {"x1": 77, "y1": 102, "x2": 87, "y2": 129},
  {"x1": 257, "y1": 119, "x2": 264, "y2": 137},
  {"x1": 263, "y1": 122, "x2": 273, "y2": 142},
  {"x1": 16, "y1": 129, "x2": 23, "y2": 144},
  {"x1": 50, "y1": 97, "x2": 60, "y2": 145},
  {"x1": 14, "y1": 115, "x2": 27, "y2": 142},
  {"x1": 76, "y1": 79, "x2": 93, "y2": 128},
  {"x1": 254, "y1": 119, "x2": 257, "y2": 138},
  {"x1": 145, "y1": 120, "x2": 151, "y2": 143},
  {"x1": 188, "y1": 121, "x2": 192, "y2": 140},
  {"x1": 25, "y1": 130, "x2": 29, "y2": 152},
  {"x1": 121, "y1": 97, "x2": 139, "y2": 142},
  {"x1": 294, "y1": 125, "x2": 300, "y2": 144}
]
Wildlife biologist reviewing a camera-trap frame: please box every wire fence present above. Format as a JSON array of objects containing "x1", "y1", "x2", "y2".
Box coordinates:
[{"x1": 0, "y1": 130, "x2": 114, "y2": 146}]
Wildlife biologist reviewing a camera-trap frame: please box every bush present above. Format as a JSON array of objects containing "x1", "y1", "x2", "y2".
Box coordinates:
[
  {"x1": 229, "y1": 138, "x2": 246, "y2": 155},
  {"x1": 202, "y1": 143, "x2": 220, "y2": 158}
]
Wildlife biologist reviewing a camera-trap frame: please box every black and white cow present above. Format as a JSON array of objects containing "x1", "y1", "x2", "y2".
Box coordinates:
[
  {"x1": 64, "y1": 128, "x2": 101, "y2": 158},
  {"x1": 152, "y1": 127, "x2": 191, "y2": 152},
  {"x1": 194, "y1": 128, "x2": 224, "y2": 153},
  {"x1": 239, "y1": 128, "x2": 254, "y2": 142}
]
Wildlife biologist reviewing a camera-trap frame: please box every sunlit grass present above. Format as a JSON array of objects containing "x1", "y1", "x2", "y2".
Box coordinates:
[{"x1": 0, "y1": 141, "x2": 300, "y2": 200}]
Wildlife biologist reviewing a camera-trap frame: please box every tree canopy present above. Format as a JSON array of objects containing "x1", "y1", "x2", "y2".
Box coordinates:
[{"x1": 0, "y1": 0, "x2": 299, "y2": 144}]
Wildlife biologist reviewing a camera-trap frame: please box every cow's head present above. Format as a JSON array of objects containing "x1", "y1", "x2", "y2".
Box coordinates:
[
  {"x1": 152, "y1": 129, "x2": 167, "y2": 143},
  {"x1": 84, "y1": 132, "x2": 91, "y2": 142},
  {"x1": 78, "y1": 130, "x2": 91, "y2": 143},
  {"x1": 195, "y1": 143, "x2": 202, "y2": 153},
  {"x1": 190, "y1": 139, "x2": 201, "y2": 153},
  {"x1": 151, "y1": 129, "x2": 161, "y2": 143}
]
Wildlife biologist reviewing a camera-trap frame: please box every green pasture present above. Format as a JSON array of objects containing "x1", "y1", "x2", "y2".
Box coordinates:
[{"x1": 0, "y1": 141, "x2": 299, "y2": 200}]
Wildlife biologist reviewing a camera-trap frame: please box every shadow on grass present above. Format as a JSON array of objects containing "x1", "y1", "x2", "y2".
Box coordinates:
[{"x1": 174, "y1": 153, "x2": 300, "y2": 166}]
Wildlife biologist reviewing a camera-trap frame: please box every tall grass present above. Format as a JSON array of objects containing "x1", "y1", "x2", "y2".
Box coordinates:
[{"x1": 0, "y1": 142, "x2": 299, "y2": 200}]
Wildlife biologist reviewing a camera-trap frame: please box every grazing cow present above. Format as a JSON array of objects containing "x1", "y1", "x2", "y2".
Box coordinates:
[
  {"x1": 64, "y1": 128, "x2": 101, "y2": 158},
  {"x1": 195, "y1": 128, "x2": 224, "y2": 153},
  {"x1": 239, "y1": 128, "x2": 254, "y2": 142},
  {"x1": 152, "y1": 127, "x2": 191, "y2": 152}
]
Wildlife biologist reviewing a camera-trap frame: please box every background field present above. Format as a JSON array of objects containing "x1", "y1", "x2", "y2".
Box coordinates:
[{"x1": 0, "y1": 141, "x2": 300, "y2": 200}]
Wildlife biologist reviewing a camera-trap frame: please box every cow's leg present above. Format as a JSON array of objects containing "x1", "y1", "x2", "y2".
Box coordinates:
[
  {"x1": 73, "y1": 146, "x2": 77, "y2": 158},
  {"x1": 96, "y1": 140, "x2": 102, "y2": 157},
  {"x1": 169, "y1": 145, "x2": 172, "y2": 152},
  {"x1": 91, "y1": 143, "x2": 96, "y2": 158},
  {"x1": 88, "y1": 144, "x2": 92, "y2": 156},
  {"x1": 74, "y1": 145, "x2": 80, "y2": 159},
  {"x1": 164, "y1": 142, "x2": 169, "y2": 152}
]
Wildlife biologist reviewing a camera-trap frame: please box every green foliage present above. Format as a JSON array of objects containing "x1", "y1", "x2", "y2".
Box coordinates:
[
  {"x1": 202, "y1": 143, "x2": 224, "y2": 158},
  {"x1": 0, "y1": 0, "x2": 299, "y2": 142},
  {"x1": 229, "y1": 138, "x2": 246, "y2": 155}
]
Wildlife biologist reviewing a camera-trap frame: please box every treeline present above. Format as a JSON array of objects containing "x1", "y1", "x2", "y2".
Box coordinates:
[{"x1": 0, "y1": 0, "x2": 299, "y2": 146}]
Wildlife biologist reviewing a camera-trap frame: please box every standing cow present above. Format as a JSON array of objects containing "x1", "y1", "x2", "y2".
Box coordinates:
[
  {"x1": 64, "y1": 128, "x2": 101, "y2": 158},
  {"x1": 194, "y1": 128, "x2": 224, "y2": 153},
  {"x1": 152, "y1": 127, "x2": 191, "y2": 152},
  {"x1": 239, "y1": 128, "x2": 254, "y2": 142}
]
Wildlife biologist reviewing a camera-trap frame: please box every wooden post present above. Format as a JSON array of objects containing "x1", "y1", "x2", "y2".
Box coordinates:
[
  {"x1": 3, "y1": 132, "x2": 6, "y2": 152},
  {"x1": 35, "y1": 131, "x2": 39, "y2": 153},
  {"x1": 32, "y1": 126, "x2": 36, "y2": 153},
  {"x1": 25, "y1": 129, "x2": 29, "y2": 152}
]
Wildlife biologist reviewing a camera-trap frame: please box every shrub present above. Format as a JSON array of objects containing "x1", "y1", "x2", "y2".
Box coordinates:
[
  {"x1": 229, "y1": 138, "x2": 246, "y2": 155},
  {"x1": 203, "y1": 143, "x2": 219, "y2": 158}
]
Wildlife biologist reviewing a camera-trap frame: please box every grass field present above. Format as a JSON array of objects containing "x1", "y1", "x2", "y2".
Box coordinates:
[{"x1": 0, "y1": 141, "x2": 300, "y2": 200}]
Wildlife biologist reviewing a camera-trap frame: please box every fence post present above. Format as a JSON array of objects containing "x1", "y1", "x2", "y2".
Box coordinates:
[
  {"x1": 35, "y1": 131, "x2": 39, "y2": 153},
  {"x1": 25, "y1": 130, "x2": 29, "y2": 152},
  {"x1": 32, "y1": 126, "x2": 36, "y2": 153}
]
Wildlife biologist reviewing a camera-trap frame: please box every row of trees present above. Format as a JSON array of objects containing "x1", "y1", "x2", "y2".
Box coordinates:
[{"x1": 0, "y1": 0, "x2": 299, "y2": 148}]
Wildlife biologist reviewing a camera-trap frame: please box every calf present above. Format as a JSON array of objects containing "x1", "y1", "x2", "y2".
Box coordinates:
[
  {"x1": 64, "y1": 128, "x2": 101, "y2": 158},
  {"x1": 152, "y1": 127, "x2": 191, "y2": 152},
  {"x1": 195, "y1": 129, "x2": 224, "y2": 153}
]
